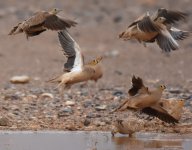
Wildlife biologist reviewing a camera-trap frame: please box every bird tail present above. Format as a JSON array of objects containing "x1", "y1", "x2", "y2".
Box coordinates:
[
  {"x1": 8, "y1": 25, "x2": 23, "y2": 35},
  {"x1": 63, "y1": 19, "x2": 78, "y2": 28},
  {"x1": 46, "y1": 74, "x2": 63, "y2": 83}
]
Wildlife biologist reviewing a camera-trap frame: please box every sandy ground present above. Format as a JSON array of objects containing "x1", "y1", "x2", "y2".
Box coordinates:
[{"x1": 0, "y1": 0, "x2": 192, "y2": 132}]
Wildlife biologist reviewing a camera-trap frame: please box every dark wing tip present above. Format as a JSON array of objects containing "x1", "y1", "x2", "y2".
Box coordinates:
[
  {"x1": 156, "y1": 33, "x2": 179, "y2": 53},
  {"x1": 142, "y1": 107, "x2": 179, "y2": 124},
  {"x1": 128, "y1": 75, "x2": 144, "y2": 96}
]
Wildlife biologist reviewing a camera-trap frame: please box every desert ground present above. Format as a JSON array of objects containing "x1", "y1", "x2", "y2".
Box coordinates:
[{"x1": 0, "y1": 0, "x2": 192, "y2": 132}]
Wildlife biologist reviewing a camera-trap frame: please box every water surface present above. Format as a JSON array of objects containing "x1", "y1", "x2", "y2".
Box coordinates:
[{"x1": 0, "y1": 131, "x2": 191, "y2": 150}]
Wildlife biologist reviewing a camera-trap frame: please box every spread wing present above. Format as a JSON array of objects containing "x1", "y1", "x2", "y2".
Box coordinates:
[
  {"x1": 156, "y1": 29, "x2": 179, "y2": 52},
  {"x1": 128, "y1": 12, "x2": 160, "y2": 33},
  {"x1": 142, "y1": 105, "x2": 179, "y2": 124},
  {"x1": 128, "y1": 75, "x2": 149, "y2": 96},
  {"x1": 153, "y1": 8, "x2": 188, "y2": 24},
  {"x1": 169, "y1": 27, "x2": 190, "y2": 40},
  {"x1": 58, "y1": 30, "x2": 84, "y2": 72},
  {"x1": 128, "y1": 75, "x2": 145, "y2": 96},
  {"x1": 44, "y1": 15, "x2": 77, "y2": 30}
]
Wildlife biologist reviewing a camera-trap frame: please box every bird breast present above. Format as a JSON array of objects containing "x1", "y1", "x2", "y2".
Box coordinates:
[{"x1": 63, "y1": 68, "x2": 95, "y2": 84}]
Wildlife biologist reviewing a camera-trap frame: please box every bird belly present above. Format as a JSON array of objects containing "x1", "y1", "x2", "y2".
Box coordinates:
[
  {"x1": 132, "y1": 96, "x2": 157, "y2": 109},
  {"x1": 134, "y1": 32, "x2": 157, "y2": 42},
  {"x1": 65, "y1": 71, "x2": 93, "y2": 85}
]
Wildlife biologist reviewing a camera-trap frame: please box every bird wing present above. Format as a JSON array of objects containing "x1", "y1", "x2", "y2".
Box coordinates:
[
  {"x1": 128, "y1": 12, "x2": 160, "y2": 33},
  {"x1": 128, "y1": 75, "x2": 149, "y2": 96},
  {"x1": 23, "y1": 11, "x2": 48, "y2": 29},
  {"x1": 113, "y1": 93, "x2": 156, "y2": 112},
  {"x1": 137, "y1": 16, "x2": 160, "y2": 33},
  {"x1": 142, "y1": 105, "x2": 179, "y2": 124},
  {"x1": 156, "y1": 28, "x2": 179, "y2": 52},
  {"x1": 153, "y1": 8, "x2": 188, "y2": 24},
  {"x1": 43, "y1": 15, "x2": 77, "y2": 30},
  {"x1": 58, "y1": 30, "x2": 84, "y2": 72},
  {"x1": 169, "y1": 27, "x2": 190, "y2": 40}
]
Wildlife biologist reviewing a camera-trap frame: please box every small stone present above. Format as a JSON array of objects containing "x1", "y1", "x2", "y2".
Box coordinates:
[
  {"x1": 113, "y1": 90, "x2": 123, "y2": 96},
  {"x1": 4, "y1": 94, "x2": 20, "y2": 100},
  {"x1": 10, "y1": 75, "x2": 30, "y2": 84},
  {"x1": 168, "y1": 87, "x2": 182, "y2": 94},
  {"x1": 0, "y1": 117, "x2": 10, "y2": 126},
  {"x1": 57, "y1": 107, "x2": 73, "y2": 117},
  {"x1": 65, "y1": 101, "x2": 75, "y2": 106},
  {"x1": 84, "y1": 118, "x2": 91, "y2": 126},
  {"x1": 40, "y1": 93, "x2": 54, "y2": 99},
  {"x1": 95, "y1": 105, "x2": 107, "y2": 111},
  {"x1": 83, "y1": 100, "x2": 93, "y2": 108}
]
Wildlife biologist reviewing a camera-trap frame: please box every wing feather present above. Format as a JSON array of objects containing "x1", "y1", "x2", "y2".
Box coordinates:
[{"x1": 58, "y1": 30, "x2": 83, "y2": 72}]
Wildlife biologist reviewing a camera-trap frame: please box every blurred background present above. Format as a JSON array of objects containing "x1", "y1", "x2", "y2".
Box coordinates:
[{"x1": 0, "y1": 0, "x2": 192, "y2": 89}]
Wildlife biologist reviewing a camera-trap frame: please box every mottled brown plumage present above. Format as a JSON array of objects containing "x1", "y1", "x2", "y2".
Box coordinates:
[
  {"x1": 115, "y1": 84, "x2": 178, "y2": 124},
  {"x1": 126, "y1": 76, "x2": 179, "y2": 123},
  {"x1": 119, "y1": 8, "x2": 189, "y2": 53},
  {"x1": 112, "y1": 118, "x2": 144, "y2": 136},
  {"x1": 9, "y1": 8, "x2": 77, "y2": 39}
]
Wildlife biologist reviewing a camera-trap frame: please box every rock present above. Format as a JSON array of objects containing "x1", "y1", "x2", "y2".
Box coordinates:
[
  {"x1": 40, "y1": 93, "x2": 54, "y2": 99},
  {"x1": 4, "y1": 94, "x2": 20, "y2": 100},
  {"x1": 30, "y1": 88, "x2": 44, "y2": 95},
  {"x1": 83, "y1": 100, "x2": 93, "y2": 108},
  {"x1": 65, "y1": 101, "x2": 75, "y2": 106},
  {"x1": 95, "y1": 105, "x2": 107, "y2": 111},
  {"x1": 168, "y1": 87, "x2": 182, "y2": 94},
  {"x1": 0, "y1": 117, "x2": 10, "y2": 126},
  {"x1": 84, "y1": 118, "x2": 91, "y2": 126},
  {"x1": 57, "y1": 107, "x2": 73, "y2": 117},
  {"x1": 113, "y1": 90, "x2": 123, "y2": 96},
  {"x1": 86, "y1": 113, "x2": 101, "y2": 118},
  {"x1": 10, "y1": 75, "x2": 30, "y2": 84}
]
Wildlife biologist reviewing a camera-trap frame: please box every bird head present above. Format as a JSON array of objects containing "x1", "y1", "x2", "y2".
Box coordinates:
[
  {"x1": 158, "y1": 85, "x2": 166, "y2": 91},
  {"x1": 87, "y1": 56, "x2": 103, "y2": 66},
  {"x1": 50, "y1": 8, "x2": 62, "y2": 15},
  {"x1": 156, "y1": 17, "x2": 166, "y2": 23}
]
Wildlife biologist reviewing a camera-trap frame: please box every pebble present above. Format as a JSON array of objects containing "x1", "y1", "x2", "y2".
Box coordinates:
[
  {"x1": 0, "y1": 117, "x2": 10, "y2": 126},
  {"x1": 95, "y1": 105, "x2": 107, "y2": 111},
  {"x1": 65, "y1": 101, "x2": 75, "y2": 106},
  {"x1": 168, "y1": 87, "x2": 182, "y2": 94},
  {"x1": 10, "y1": 75, "x2": 30, "y2": 84},
  {"x1": 113, "y1": 90, "x2": 123, "y2": 96},
  {"x1": 84, "y1": 118, "x2": 91, "y2": 126},
  {"x1": 40, "y1": 93, "x2": 54, "y2": 99},
  {"x1": 83, "y1": 100, "x2": 93, "y2": 108},
  {"x1": 57, "y1": 107, "x2": 73, "y2": 117}
]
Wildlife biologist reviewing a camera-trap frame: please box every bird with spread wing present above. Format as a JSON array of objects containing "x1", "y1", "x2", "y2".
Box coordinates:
[
  {"x1": 114, "y1": 76, "x2": 179, "y2": 124},
  {"x1": 48, "y1": 30, "x2": 103, "y2": 100},
  {"x1": 119, "y1": 8, "x2": 189, "y2": 53},
  {"x1": 9, "y1": 8, "x2": 77, "y2": 39}
]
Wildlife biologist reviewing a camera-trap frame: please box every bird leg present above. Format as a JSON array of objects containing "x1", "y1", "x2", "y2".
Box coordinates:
[{"x1": 143, "y1": 42, "x2": 147, "y2": 47}]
